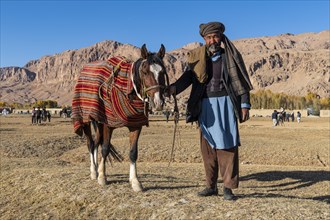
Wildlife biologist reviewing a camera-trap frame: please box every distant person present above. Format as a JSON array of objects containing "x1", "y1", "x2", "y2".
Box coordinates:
[
  {"x1": 2, "y1": 108, "x2": 9, "y2": 116},
  {"x1": 47, "y1": 111, "x2": 51, "y2": 122},
  {"x1": 62, "y1": 107, "x2": 68, "y2": 118},
  {"x1": 272, "y1": 110, "x2": 278, "y2": 127},
  {"x1": 36, "y1": 107, "x2": 42, "y2": 124},
  {"x1": 31, "y1": 107, "x2": 36, "y2": 124},
  {"x1": 42, "y1": 107, "x2": 47, "y2": 121},
  {"x1": 285, "y1": 112, "x2": 290, "y2": 122},
  {"x1": 277, "y1": 110, "x2": 285, "y2": 126},
  {"x1": 291, "y1": 112, "x2": 295, "y2": 122},
  {"x1": 297, "y1": 111, "x2": 301, "y2": 123}
]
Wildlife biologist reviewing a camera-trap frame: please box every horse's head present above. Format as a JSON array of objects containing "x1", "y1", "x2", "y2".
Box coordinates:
[{"x1": 132, "y1": 44, "x2": 168, "y2": 111}]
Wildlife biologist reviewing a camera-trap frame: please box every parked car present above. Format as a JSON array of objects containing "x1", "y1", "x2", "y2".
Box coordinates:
[{"x1": 307, "y1": 107, "x2": 320, "y2": 116}]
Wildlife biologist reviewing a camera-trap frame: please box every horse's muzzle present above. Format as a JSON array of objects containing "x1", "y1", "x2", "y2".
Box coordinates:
[{"x1": 152, "y1": 92, "x2": 164, "y2": 111}]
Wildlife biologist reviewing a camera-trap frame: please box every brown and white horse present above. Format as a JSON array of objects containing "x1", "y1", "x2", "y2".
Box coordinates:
[{"x1": 72, "y1": 44, "x2": 168, "y2": 192}]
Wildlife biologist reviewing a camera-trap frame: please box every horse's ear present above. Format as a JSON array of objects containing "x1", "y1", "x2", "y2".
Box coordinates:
[
  {"x1": 157, "y1": 44, "x2": 166, "y2": 59},
  {"x1": 141, "y1": 44, "x2": 148, "y2": 59}
]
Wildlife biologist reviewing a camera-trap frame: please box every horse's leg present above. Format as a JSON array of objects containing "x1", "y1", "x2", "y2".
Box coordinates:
[
  {"x1": 98, "y1": 125, "x2": 113, "y2": 186},
  {"x1": 90, "y1": 121, "x2": 103, "y2": 179},
  {"x1": 128, "y1": 126, "x2": 143, "y2": 192},
  {"x1": 82, "y1": 123, "x2": 98, "y2": 180}
]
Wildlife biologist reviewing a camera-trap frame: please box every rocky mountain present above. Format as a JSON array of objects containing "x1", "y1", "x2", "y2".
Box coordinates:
[{"x1": 0, "y1": 31, "x2": 329, "y2": 107}]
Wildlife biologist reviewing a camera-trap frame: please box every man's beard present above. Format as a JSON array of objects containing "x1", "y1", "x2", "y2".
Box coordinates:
[{"x1": 207, "y1": 42, "x2": 221, "y2": 54}]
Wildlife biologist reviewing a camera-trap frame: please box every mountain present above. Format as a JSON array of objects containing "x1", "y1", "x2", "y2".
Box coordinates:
[{"x1": 0, "y1": 31, "x2": 329, "y2": 107}]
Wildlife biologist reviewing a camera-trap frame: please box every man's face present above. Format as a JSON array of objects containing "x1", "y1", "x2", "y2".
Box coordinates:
[{"x1": 204, "y1": 33, "x2": 221, "y2": 54}]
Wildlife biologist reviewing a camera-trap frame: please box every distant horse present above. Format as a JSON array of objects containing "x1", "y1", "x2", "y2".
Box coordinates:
[{"x1": 72, "y1": 44, "x2": 168, "y2": 192}]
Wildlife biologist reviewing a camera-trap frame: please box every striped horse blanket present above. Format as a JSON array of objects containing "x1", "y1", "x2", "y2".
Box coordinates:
[{"x1": 72, "y1": 56, "x2": 148, "y2": 136}]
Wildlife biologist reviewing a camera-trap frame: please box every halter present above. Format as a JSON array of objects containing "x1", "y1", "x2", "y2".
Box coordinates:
[
  {"x1": 130, "y1": 57, "x2": 169, "y2": 116},
  {"x1": 131, "y1": 57, "x2": 169, "y2": 102}
]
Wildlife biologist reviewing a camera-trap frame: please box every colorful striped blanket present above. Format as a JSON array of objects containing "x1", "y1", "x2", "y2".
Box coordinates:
[{"x1": 72, "y1": 56, "x2": 148, "y2": 136}]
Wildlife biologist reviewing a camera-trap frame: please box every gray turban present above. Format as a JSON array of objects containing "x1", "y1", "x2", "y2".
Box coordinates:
[{"x1": 199, "y1": 22, "x2": 225, "y2": 37}]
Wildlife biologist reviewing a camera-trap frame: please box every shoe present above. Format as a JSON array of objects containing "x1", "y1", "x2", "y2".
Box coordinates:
[
  {"x1": 223, "y1": 187, "x2": 237, "y2": 200},
  {"x1": 197, "y1": 187, "x2": 218, "y2": 197}
]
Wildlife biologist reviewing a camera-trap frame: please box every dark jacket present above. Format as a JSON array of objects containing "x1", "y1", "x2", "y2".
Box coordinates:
[{"x1": 172, "y1": 52, "x2": 250, "y2": 123}]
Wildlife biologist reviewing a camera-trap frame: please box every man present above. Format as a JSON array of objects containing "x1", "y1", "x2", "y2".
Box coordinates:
[
  {"x1": 272, "y1": 110, "x2": 278, "y2": 127},
  {"x1": 167, "y1": 22, "x2": 253, "y2": 200},
  {"x1": 36, "y1": 107, "x2": 42, "y2": 124},
  {"x1": 31, "y1": 107, "x2": 36, "y2": 124},
  {"x1": 47, "y1": 111, "x2": 51, "y2": 122},
  {"x1": 297, "y1": 111, "x2": 301, "y2": 123}
]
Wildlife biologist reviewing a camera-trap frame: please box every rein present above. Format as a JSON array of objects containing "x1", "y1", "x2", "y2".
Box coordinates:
[{"x1": 168, "y1": 91, "x2": 179, "y2": 167}]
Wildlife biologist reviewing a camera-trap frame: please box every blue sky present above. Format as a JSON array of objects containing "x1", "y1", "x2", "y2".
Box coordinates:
[{"x1": 1, "y1": 0, "x2": 329, "y2": 67}]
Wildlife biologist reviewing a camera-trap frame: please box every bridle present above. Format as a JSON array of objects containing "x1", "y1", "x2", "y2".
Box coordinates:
[{"x1": 131, "y1": 57, "x2": 169, "y2": 103}]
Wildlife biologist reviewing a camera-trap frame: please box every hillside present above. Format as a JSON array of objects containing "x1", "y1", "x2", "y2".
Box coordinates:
[{"x1": 0, "y1": 31, "x2": 329, "y2": 106}]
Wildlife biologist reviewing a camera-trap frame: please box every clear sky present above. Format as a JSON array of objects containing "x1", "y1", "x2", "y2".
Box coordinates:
[{"x1": 1, "y1": 0, "x2": 329, "y2": 67}]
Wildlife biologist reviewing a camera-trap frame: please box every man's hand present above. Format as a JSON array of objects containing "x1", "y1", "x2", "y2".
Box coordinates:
[
  {"x1": 164, "y1": 86, "x2": 176, "y2": 97},
  {"x1": 241, "y1": 108, "x2": 250, "y2": 122}
]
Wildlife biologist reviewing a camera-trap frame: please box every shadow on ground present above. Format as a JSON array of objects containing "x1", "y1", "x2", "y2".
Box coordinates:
[{"x1": 241, "y1": 170, "x2": 330, "y2": 203}]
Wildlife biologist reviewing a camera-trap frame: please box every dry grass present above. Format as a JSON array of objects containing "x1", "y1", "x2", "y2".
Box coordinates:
[{"x1": 0, "y1": 114, "x2": 329, "y2": 219}]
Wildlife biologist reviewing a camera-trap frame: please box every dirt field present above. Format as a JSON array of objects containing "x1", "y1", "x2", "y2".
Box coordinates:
[{"x1": 0, "y1": 114, "x2": 329, "y2": 219}]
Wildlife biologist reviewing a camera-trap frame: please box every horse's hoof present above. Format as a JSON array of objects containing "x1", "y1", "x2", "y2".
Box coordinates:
[
  {"x1": 91, "y1": 172, "x2": 97, "y2": 180},
  {"x1": 98, "y1": 177, "x2": 107, "y2": 186},
  {"x1": 130, "y1": 179, "x2": 143, "y2": 192}
]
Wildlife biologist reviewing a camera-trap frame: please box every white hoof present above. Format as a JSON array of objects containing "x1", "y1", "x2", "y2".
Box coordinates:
[
  {"x1": 130, "y1": 179, "x2": 143, "y2": 192},
  {"x1": 91, "y1": 172, "x2": 97, "y2": 180},
  {"x1": 98, "y1": 176, "x2": 106, "y2": 186}
]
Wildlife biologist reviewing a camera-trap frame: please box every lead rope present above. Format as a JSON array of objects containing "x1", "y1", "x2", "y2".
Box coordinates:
[{"x1": 168, "y1": 91, "x2": 179, "y2": 167}]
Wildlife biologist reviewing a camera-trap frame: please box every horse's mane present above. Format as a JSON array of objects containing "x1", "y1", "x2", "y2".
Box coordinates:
[{"x1": 129, "y1": 58, "x2": 143, "y2": 100}]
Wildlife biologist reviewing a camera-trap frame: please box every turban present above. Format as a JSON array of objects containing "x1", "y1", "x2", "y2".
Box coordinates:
[{"x1": 199, "y1": 22, "x2": 225, "y2": 37}]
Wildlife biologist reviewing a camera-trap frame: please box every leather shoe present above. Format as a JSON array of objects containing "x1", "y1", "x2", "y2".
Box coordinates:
[
  {"x1": 223, "y1": 187, "x2": 237, "y2": 201},
  {"x1": 197, "y1": 187, "x2": 218, "y2": 197}
]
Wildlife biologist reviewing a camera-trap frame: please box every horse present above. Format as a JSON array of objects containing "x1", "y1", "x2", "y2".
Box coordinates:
[{"x1": 71, "y1": 44, "x2": 168, "y2": 192}]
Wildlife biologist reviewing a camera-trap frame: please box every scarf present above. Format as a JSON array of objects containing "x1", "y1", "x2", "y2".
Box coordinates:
[{"x1": 187, "y1": 35, "x2": 253, "y2": 96}]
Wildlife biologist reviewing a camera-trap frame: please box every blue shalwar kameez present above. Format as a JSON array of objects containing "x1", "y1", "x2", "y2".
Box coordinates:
[{"x1": 199, "y1": 96, "x2": 240, "y2": 150}]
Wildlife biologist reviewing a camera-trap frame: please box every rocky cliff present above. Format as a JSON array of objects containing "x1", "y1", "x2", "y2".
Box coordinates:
[{"x1": 0, "y1": 31, "x2": 329, "y2": 106}]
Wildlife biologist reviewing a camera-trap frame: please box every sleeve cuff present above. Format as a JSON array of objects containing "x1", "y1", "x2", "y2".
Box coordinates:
[{"x1": 241, "y1": 103, "x2": 251, "y2": 109}]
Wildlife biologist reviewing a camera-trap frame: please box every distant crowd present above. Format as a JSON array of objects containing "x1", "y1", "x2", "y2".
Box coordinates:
[
  {"x1": 272, "y1": 108, "x2": 301, "y2": 127},
  {"x1": 31, "y1": 107, "x2": 51, "y2": 125}
]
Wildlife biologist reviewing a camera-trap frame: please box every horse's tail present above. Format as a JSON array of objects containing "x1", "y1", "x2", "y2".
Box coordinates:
[
  {"x1": 91, "y1": 120, "x2": 98, "y2": 131},
  {"x1": 89, "y1": 121, "x2": 123, "y2": 164},
  {"x1": 107, "y1": 144, "x2": 124, "y2": 165}
]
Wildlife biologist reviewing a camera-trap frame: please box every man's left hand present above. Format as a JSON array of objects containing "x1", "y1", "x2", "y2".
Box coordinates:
[{"x1": 241, "y1": 108, "x2": 250, "y2": 122}]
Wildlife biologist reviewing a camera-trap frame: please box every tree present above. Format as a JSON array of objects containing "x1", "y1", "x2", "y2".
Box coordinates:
[
  {"x1": 319, "y1": 98, "x2": 330, "y2": 110},
  {"x1": 0, "y1": 102, "x2": 8, "y2": 107},
  {"x1": 250, "y1": 90, "x2": 327, "y2": 110},
  {"x1": 32, "y1": 100, "x2": 59, "y2": 108}
]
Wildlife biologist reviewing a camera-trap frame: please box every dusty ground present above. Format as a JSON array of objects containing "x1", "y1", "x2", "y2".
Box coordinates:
[{"x1": 0, "y1": 114, "x2": 329, "y2": 219}]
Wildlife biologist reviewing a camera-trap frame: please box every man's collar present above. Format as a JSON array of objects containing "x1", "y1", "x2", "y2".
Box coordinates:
[{"x1": 211, "y1": 51, "x2": 221, "y2": 62}]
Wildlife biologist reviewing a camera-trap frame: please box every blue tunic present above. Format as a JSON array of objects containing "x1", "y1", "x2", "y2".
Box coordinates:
[{"x1": 198, "y1": 96, "x2": 240, "y2": 149}]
